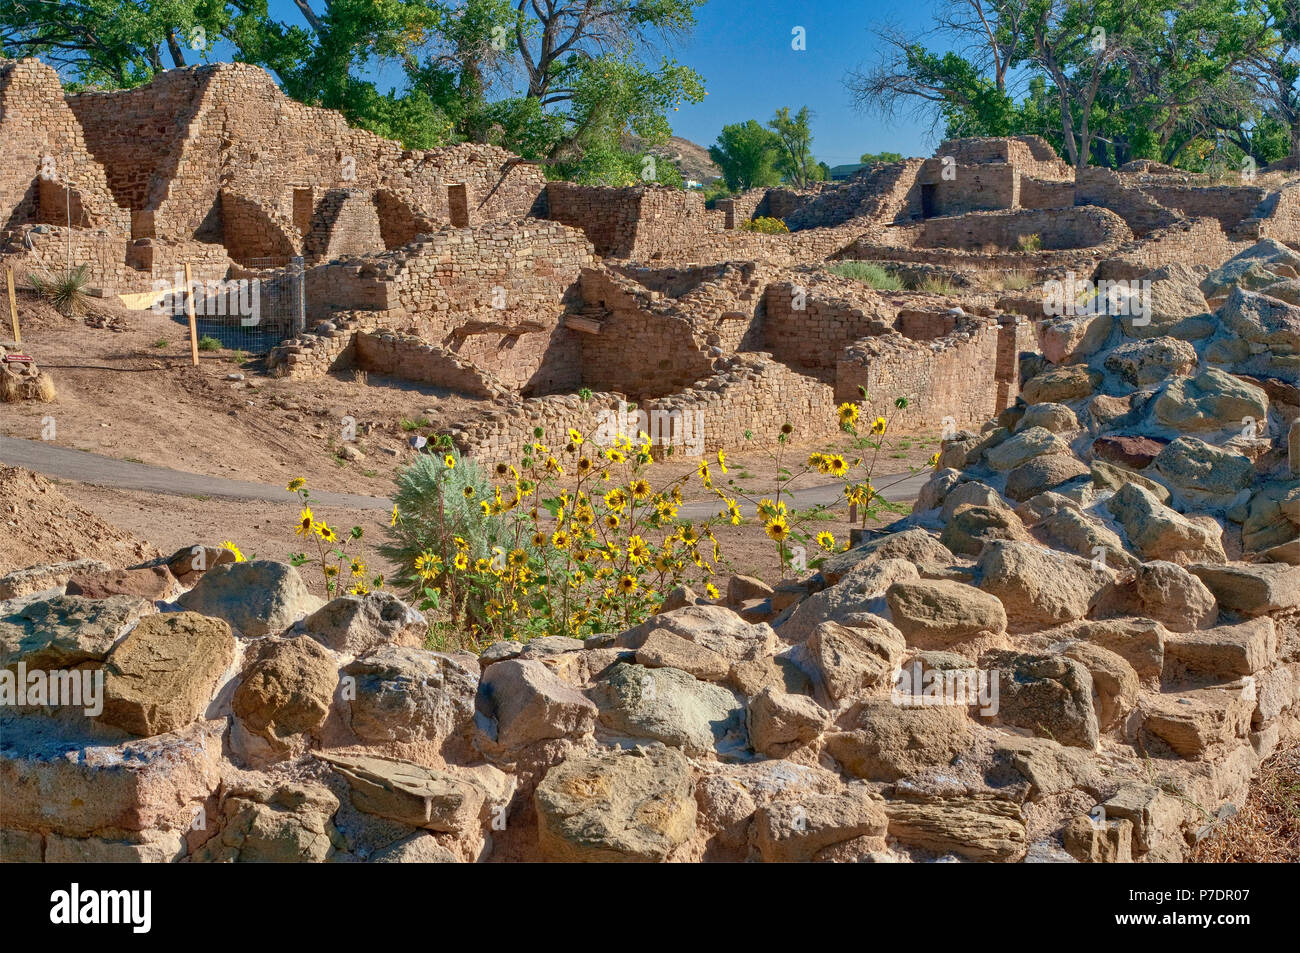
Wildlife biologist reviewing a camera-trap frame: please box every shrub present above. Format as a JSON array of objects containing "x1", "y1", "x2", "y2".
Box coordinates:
[
  {"x1": 30, "y1": 264, "x2": 90, "y2": 317},
  {"x1": 197, "y1": 335, "x2": 221, "y2": 351},
  {"x1": 1017, "y1": 233, "x2": 1043, "y2": 252},
  {"x1": 827, "y1": 261, "x2": 905, "y2": 291},
  {"x1": 913, "y1": 275, "x2": 956, "y2": 294},
  {"x1": 741, "y1": 216, "x2": 790, "y2": 234}
]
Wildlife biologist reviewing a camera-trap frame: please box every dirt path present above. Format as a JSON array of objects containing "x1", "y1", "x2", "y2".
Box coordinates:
[{"x1": 0, "y1": 434, "x2": 929, "y2": 512}]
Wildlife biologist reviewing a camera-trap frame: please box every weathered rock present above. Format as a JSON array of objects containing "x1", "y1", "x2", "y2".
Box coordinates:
[
  {"x1": 748, "y1": 687, "x2": 829, "y2": 755},
  {"x1": 1106, "y1": 483, "x2": 1226, "y2": 564},
  {"x1": 804, "y1": 618, "x2": 906, "y2": 706},
  {"x1": 1062, "y1": 814, "x2": 1133, "y2": 863},
  {"x1": 634, "y1": 628, "x2": 729, "y2": 681},
  {"x1": 232, "y1": 635, "x2": 337, "y2": 745},
  {"x1": 1062, "y1": 642, "x2": 1139, "y2": 731},
  {"x1": 883, "y1": 793, "x2": 1026, "y2": 862},
  {"x1": 825, "y1": 700, "x2": 973, "y2": 781},
  {"x1": 295, "y1": 592, "x2": 426, "y2": 655},
  {"x1": 1041, "y1": 315, "x2": 1112, "y2": 364},
  {"x1": 1089, "y1": 459, "x2": 1171, "y2": 503},
  {"x1": 618, "y1": 604, "x2": 775, "y2": 664},
  {"x1": 177, "y1": 559, "x2": 323, "y2": 637},
  {"x1": 885, "y1": 579, "x2": 1007, "y2": 648},
  {"x1": 0, "y1": 559, "x2": 112, "y2": 600},
  {"x1": 342, "y1": 645, "x2": 478, "y2": 748},
  {"x1": 165, "y1": 543, "x2": 237, "y2": 586},
  {"x1": 819, "y1": 529, "x2": 955, "y2": 585},
  {"x1": 1056, "y1": 618, "x2": 1168, "y2": 681},
  {"x1": 980, "y1": 650, "x2": 1099, "y2": 748},
  {"x1": 985, "y1": 427, "x2": 1072, "y2": 472},
  {"x1": 1104, "y1": 336, "x2": 1197, "y2": 386},
  {"x1": 976, "y1": 541, "x2": 1115, "y2": 631},
  {"x1": 779, "y1": 558, "x2": 919, "y2": 643},
  {"x1": 1032, "y1": 506, "x2": 1134, "y2": 569},
  {"x1": 99, "y1": 612, "x2": 236, "y2": 737},
  {"x1": 1164, "y1": 617, "x2": 1277, "y2": 679},
  {"x1": 1153, "y1": 368, "x2": 1269, "y2": 432},
  {"x1": 368, "y1": 833, "x2": 458, "y2": 863},
  {"x1": 1141, "y1": 688, "x2": 1252, "y2": 758},
  {"x1": 754, "y1": 788, "x2": 888, "y2": 862},
  {"x1": 1005, "y1": 454, "x2": 1091, "y2": 502},
  {"x1": 477, "y1": 658, "x2": 597, "y2": 751},
  {"x1": 1091, "y1": 434, "x2": 1168, "y2": 469},
  {"x1": 1189, "y1": 563, "x2": 1300, "y2": 614},
  {"x1": 1124, "y1": 560, "x2": 1218, "y2": 631},
  {"x1": 728, "y1": 575, "x2": 774, "y2": 606},
  {"x1": 1021, "y1": 365, "x2": 1101, "y2": 405},
  {"x1": 1017, "y1": 402, "x2": 1080, "y2": 434},
  {"x1": 320, "y1": 752, "x2": 503, "y2": 833},
  {"x1": 1151, "y1": 436, "x2": 1256, "y2": 507},
  {"x1": 44, "y1": 830, "x2": 187, "y2": 863},
  {"x1": 64, "y1": 566, "x2": 177, "y2": 601},
  {"x1": 590, "y1": 662, "x2": 745, "y2": 757},
  {"x1": 941, "y1": 503, "x2": 1034, "y2": 556},
  {"x1": 534, "y1": 745, "x2": 696, "y2": 862},
  {"x1": 1217, "y1": 284, "x2": 1300, "y2": 356},
  {"x1": 0, "y1": 594, "x2": 150, "y2": 671},
  {"x1": 192, "y1": 779, "x2": 341, "y2": 863},
  {"x1": 0, "y1": 716, "x2": 223, "y2": 837}
]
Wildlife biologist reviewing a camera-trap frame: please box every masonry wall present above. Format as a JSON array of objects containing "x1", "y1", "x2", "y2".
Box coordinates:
[
  {"x1": 1141, "y1": 184, "x2": 1267, "y2": 236},
  {"x1": 0, "y1": 58, "x2": 128, "y2": 233},
  {"x1": 785, "y1": 160, "x2": 926, "y2": 231},
  {"x1": 886, "y1": 206, "x2": 1132, "y2": 252},
  {"x1": 762, "y1": 281, "x2": 893, "y2": 371},
  {"x1": 305, "y1": 190, "x2": 386, "y2": 261},
  {"x1": 1097, "y1": 217, "x2": 1240, "y2": 279},
  {"x1": 354, "y1": 329, "x2": 508, "y2": 397},
  {"x1": 919, "y1": 160, "x2": 1019, "y2": 215},
  {"x1": 1074, "y1": 167, "x2": 1180, "y2": 236},
  {"x1": 68, "y1": 64, "x2": 547, "y2": 244}
]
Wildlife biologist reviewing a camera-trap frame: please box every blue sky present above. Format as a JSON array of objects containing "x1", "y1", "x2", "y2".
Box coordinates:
[{"x1": 248, "y1": 0, "x2": 944, "y2": 165}]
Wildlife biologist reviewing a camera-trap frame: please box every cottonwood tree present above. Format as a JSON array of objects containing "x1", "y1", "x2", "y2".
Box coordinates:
[
  {"x1": 708, "y1": 119, "x2": 783, "y2": 192},
  {"x1": 769, "y1": 106, "x2": 824, "y2": 188}
]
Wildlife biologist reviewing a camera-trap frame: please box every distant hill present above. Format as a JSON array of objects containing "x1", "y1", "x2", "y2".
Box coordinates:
[{"x1": 622, "y1": 134, "x2": 723, "y2": 184}]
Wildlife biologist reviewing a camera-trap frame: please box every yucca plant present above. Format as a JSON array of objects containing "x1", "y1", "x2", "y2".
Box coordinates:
[{"x1": 30, "y1": 264, "x2": 90, "y2": 317}]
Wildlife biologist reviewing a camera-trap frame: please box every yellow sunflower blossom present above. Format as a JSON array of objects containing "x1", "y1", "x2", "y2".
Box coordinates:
[
  {"x1": 219, "y1": 540, "x2": 246, "y2": 562},
  {"x1": 295, "y1": 507, "x2": 315, "y2": 537},
  {"x1": 764, "y1": 516, "x2": 790, "y2": 542},
  {"x1": 816, "y1": 531, "x2": 836, "y2": 551}
]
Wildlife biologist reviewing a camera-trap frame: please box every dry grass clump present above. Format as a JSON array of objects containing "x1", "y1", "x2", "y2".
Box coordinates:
[{"x1": 1191, "y1": 741, "x2": 1300, "y2": 862}]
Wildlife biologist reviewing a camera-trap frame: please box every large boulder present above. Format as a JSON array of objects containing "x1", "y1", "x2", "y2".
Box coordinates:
[
  {"x1": 1041, "y1": 315, "x2": 1112, "y2": 365},
  {"x1": 320, "y1": 752, "x2": 506, "y2": 834},
  {"x1": 940, "y1": 503, "x2": 1034, "y2": 556},
  {"x1": 1021, "y1": 365, "x2": 1101, "y2": 405},
  {"x1": 980, "y1": 650, "x2": 1099, "y2": 748},
  {"x1": 0, "y1": 594, "x2": 150, "y2": 671},
  {"x1": 883, "y1": 793, "x2": 1026, "y2": 861},
  {"x1": 1016, "y1": 402, "x2": 1080, "y2": 434},
  {"x1": 1216, "y1": 285, "x2": 1300, "y2": 356},
  {"x1": 341, "y1": 645, "x2": 478, "y2": 749},
  {"x1": 976, "y1": 541, "x2": 1116, "y2": 631},
  {"x1": 231, "y1": 635, "x2": 338, "y2": 755},
  {"x1": 985, "y1": 427, "x2": 1072, "y2": 472},
  {"x1": 192, "y1": 779, "x2": 341, "y2": 863},
  {"x1": 99, "y1": 612, "x2": 236, "y2": 737},
  {"x1": 295, "y1": 592, "x2": 426, "y2": 655},
  {"x1": 748, "y1": 687, "x2": 829, "y2": 756},
  {"x1": 803, "y1": 617, "x2": 906, "y2": 706},
  {"x1": 177, "y1": 559, "x2": 323, "y2": 637},
  {"x1": 590, "y1": 662, "x2": 746, "y2": 757},
  {"x1": 1061, "y1": 642, "x2": 1139, "y2": 731},
  {"x1": 1188, "y1": 563, "x2": 1300, "y2": 615},
  {"x1": 617, "y1": 604, "x2": 775, "y2": 666},
  {"x1": 476, "y1": 658, "x2": 597, "y2": 752},
  {"x1": 754, "y1": 787, "x2": 888, "y2": 862},
  {"x1": 65, "y1": 565, "x2": 177, "y2": 602},
  {"x1": 1153, "y1": 368, "x2": 1269, "y2": 433},
  {"x1": 534, "y1": 745, "x2": 696, "y2": 862},
  {"x1": 1106, "y1": 483, "x2": 1226, "y2": 564},
  {"x1": 824, "y1": 699, "x2": 973, "y2": 781},
  {"x1": 1004, "y1": 454, "x2": 1090, "y2": 502},
  {"x1": 885, "y1": 579, "x2": 1007, "y2": 648},
  {"x1": 1109, "y1": 560, "x2": 1218, "y2": 631},
  {"x1": 1150, "y1": 436, "x2": 1255, "y2": 508},
  {"x1": 1104, "y1": 337, "x2": 1197, "y2": 386}
]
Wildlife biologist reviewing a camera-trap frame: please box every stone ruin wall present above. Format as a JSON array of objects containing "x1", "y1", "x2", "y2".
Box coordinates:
[
  {"x1": 2, "y1": 225, "x2": 232, "y2": 291},
  {"x1": 1098, "y1": 217, "x2": 1242, "y2": 280},
  {"x1": 762, "y1": 280, "x2": 894, "y2": 371},
  {"x1": 67, "y1": 63, "x2": 547, "y2": 247},
  {"x1": 837, "y1": 317, "x2": 1025, "y2": 429},
  {"x1": 303, "y1": 190, "x2": 386, "y2": 262},
  {"x1": 886, "y1": 205, "x2": 1133, "y2": 252},
  {"x1": 0, "y1": 58, "x2": 128, "y2": 234},
  {"x1": 353, "y1": 329, "x2": 510, "y2": 398}
]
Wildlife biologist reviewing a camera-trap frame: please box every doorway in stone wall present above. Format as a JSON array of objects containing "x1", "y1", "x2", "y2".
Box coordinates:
[
  {"x1": 921, "y1": 183, "x2": 937, "y2": 219},
  {"x1": 292, "y1": 188, "x2": 314, "y2": 237}
]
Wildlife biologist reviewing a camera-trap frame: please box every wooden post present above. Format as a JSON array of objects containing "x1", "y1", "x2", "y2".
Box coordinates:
[
  {"x1": 184, "y1": 262, "x2": 199, "y2": 366},
  {"x1": 5, "y1": 267, "x2": 18, "y2": 344}
]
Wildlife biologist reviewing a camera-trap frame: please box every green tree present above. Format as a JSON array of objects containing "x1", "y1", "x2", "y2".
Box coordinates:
[
  {"x1": 859, "y1": 151, "x2": 903, "y2": 164},
  {"x1": 708, "y1": 119, "x2": 782, "y2": 192},
  {"x1": 768, "y1": 105, "x2": 820, "y2": 187}
]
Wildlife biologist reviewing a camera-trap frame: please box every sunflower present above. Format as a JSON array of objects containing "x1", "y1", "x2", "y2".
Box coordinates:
[
  {"x1": 286, "y1": 477, "x2": 306, "y2": 493},
  {"x1": 462, "y1": 485, "x2": 476, "y2": 499},
  {"x1": 928, "y1": 452, "x2": 940, "y2": 467},
  {"x1": 604, "y1": 487, "x2": 628, "y2": 512},
  {"x1": 219, "y1": 540, "x2": 246, "y2": 562},
  {"x1": 577, "y1": 456, "x2": 593, "y2": 474},
  {"x1": 605, "y1": 448, "x2": 625, "y2": 464},
  {"x1": 764, "y1": 516, "x2": 790, "y2": 542},
  {"x1": 453, "y1": 552, "x2": 469, "y2": 571},
  {"x1": 617, "y1": 574, "x2": 638, "y2": 595},
  {"x1": 295, "y1": 507, "x2": 315, "y2": 537},
  {"x1": 816, "y1": 531, "x2": 836, "y2": 551},
  {"x1": 716, "y1": 450, "x2": 727, "y2": 473},
  {"x1": 630, "y1": 478, "x2": 651, "y2": 500},
  {"x1": 389, "y1": 503, "x2": 399, "y2": 527},
  {"x1": 837, "y1": 402, "x2": 859, "y2": 426},
  {"x1": 544, "y1": 456, "x2": 564, "y2": 475},
  {"x1": 316, "y1": 522, "x2": 338, "y2": 544},
  {"x1": 474, "y1": 557, "x2": 491, "y2": 573},
  {"x1": 349, "y1": 559, "x2": 365, "y2": 577},
  {"x1": 531, "y1": 531, "x2": 546, "y2": 548},
  {"x1": 628, "y1": 535, "x2": 651, "y2": 565},
  {"x1": 705, "y1": 582, "x2": 720, "y2": 600},
  {"x1": 507, "y1": 548, "x2": 527, "y2": 568},
  {"x1": 696, "y1": 460, "x2": 711, "y2": 486},
  {"x1": 827, "y1": 455, "x2": 848, "y2": 477},
  {"x1": 567, "y1": 428, "x2": 584, "y2": 446},
  {"x1": 551, "y1": 530, "x2": 571, "y2": 550},
  {"x1": 724, "y1": 499, "x2": 742, "y2": 525},
  {"x1": 603, "y1": 512, "x2": 620, "y2": 530},
  {"x1": 653, "y1": 552, "x2": 675, "y2": 573},
  {"x1": 443, "y1": 454, "x2": 456, "y2": 468},
  {"x1": 871, "y1": 416, "x2": 887, "y2": 435}
]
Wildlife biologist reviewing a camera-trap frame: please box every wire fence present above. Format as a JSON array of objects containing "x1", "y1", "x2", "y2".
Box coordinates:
[{"x1": 170, "y1": 256, "x2": 305, "y2": 355}]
